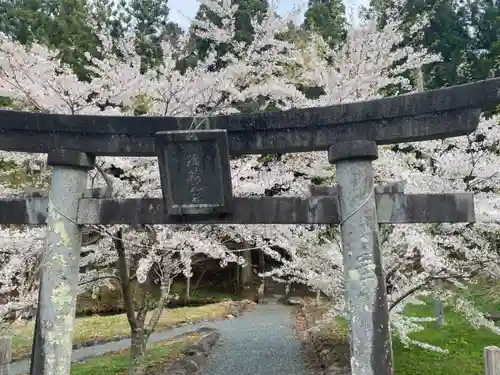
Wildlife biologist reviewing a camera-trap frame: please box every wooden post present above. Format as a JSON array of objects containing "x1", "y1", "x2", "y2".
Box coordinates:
[
  {"x1": 0, "y1": 336, "x2": 11, "y2": 375},
  {"x1": 485, "y1": 346, "x2": 500, "y2": 375},
  {"x1": 434, "y1": 280, "x2": 444, "y2": 328}
]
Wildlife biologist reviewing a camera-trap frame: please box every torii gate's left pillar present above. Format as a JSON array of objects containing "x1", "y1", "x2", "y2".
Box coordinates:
[{"x1": 30, "y1": 150, "x2": 95, "y2": 375}]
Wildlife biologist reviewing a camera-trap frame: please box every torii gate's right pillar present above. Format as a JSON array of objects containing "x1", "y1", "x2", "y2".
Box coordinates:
[{"x1": 329, "y1": 140, "x2": 393, "y2": 375}]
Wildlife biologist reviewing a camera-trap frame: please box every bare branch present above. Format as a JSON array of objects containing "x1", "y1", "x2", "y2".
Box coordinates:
[
  {"x1": 389, "y1": 273, "x2": 468, "y2": 311},
  {"x1": 78, "y1": 275, "x2": 121, "y2": 287},
  {"x1": 95, "y1": 163, "x2": 114, "y2": 198}
]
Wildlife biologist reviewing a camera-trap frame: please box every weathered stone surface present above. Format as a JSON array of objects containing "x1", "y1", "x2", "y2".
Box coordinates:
[
  {"x1": 0, "y1": 190, "x2": 475, "y2": 225},
  {"x1": 155, "y1": 130, "x2": 233, "y2": 216},
  {"x1": 161, "y1": 329, "x2": 221, "y2": 375},
  {"x1": 0, "y1": 196, "x2": 340, "y2": 225},
  {"x1": 197, "y1": 327, "x2": 216, "y2": 334},
  {"x1": 46, "y1": 149, "x2": 96, "y2": 169},
  {"x1": 182, "y1": 358, "x2": 200, "y2": 372},
  {"x1": 227, "y1": 303, "x2": 241, "y2": 317},
  {"x1": 183, "y1": 344, "x2": 206, "y2": 356},
  {"x1": 328, "y1": 140, "x2": 378, "y2": 162},
  {"x1": 375, "y1": 191, "x2": 475, "y2": 223},
  {"x1": 0, "y1": 78, "x2": 497, "y2": 156},
  {"x1": 199, "y1": 331, "x2": 220, "y2": 348},
  {"x1": 334, "y1": 142, "x2": 393, "y2": 375},
  {"x1": 226, "y1": 299, "x2": 256, "y2": 317},
  {"x1": 285, "y1": 297, "x2": 306, "y2": 306}
]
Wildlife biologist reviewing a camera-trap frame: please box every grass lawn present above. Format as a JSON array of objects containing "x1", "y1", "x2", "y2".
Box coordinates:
[
  {"x1": 10, "y1": 301, "x2": 231, "y2": 361},
  {"x1": 460, "y1": 279, "x2": 500, "y2": 313},
  {"x1": 393, "y1": 301, "x2": 499, "y2": 375},
  {"x1": 169, "y1": 282, "x2": 238, "y2": 302},
  {"x1": 76, "y1": 281, "x2": 237, "y2": 315},
  {"x1": 18, "y1": 332, "x2": 201, "y2": 375},
  {"x1": 305, "y1": 296, "x2": 500, "y2": 375}
]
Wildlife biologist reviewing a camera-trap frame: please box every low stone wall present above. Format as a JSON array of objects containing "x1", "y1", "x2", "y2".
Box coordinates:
[
  {"x1": 161, "y1": 327, "x2": 221, "y2": 375},
  {"x1": 225, "y1": 299, "x2": 256, "y2": 319}
]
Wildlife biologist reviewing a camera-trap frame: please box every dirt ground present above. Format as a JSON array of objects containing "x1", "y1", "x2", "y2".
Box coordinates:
[{"x1": 294, "y1": 297, "x2": 350, "y2": 375}]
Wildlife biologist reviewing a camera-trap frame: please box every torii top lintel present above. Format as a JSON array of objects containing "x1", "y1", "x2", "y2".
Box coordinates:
[{"x1": 0, "y1": 78, "x2": 498, "y2": 157}]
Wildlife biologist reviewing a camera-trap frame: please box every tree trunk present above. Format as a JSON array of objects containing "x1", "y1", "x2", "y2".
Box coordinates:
[
  {"x1": 129, "y1": 329, "x2": 147, "y2": 375},
  {"x1": 258, "y1": 250, "x2": 265, "y2": 273},
  {"x1": 234, "y1": 264, "x2": 240, "y2": 293},
  {"x1": 185, "y1": 276, "x2": 191, "y2": 305},
  {"x1": 240, "y1": 249, "x2": 253, "y2": 287}
]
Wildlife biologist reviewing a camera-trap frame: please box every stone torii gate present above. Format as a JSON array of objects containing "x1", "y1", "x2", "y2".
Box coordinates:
[{"x1": 0, "y1": 78, "x2": 498, "y2": 375}]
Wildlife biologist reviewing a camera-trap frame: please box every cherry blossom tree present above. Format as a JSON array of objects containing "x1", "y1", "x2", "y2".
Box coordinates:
[
  {"x1": 258, "y1": 113, "x2": 500, "y2": 351},
  {"x1": 214, "y1": 5, "x2": 500, "y2": 352},
  {"x1": 0, "y1": 0, "x2": 498, "y2": 372}
]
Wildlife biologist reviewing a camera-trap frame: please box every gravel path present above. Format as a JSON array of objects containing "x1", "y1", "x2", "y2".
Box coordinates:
[
  {"x1": 10, "y1": 319, "x2": 219, "y2": 374},
  {"x1": 202, "y1": 299, "x2": 312, "y2": 375}
]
